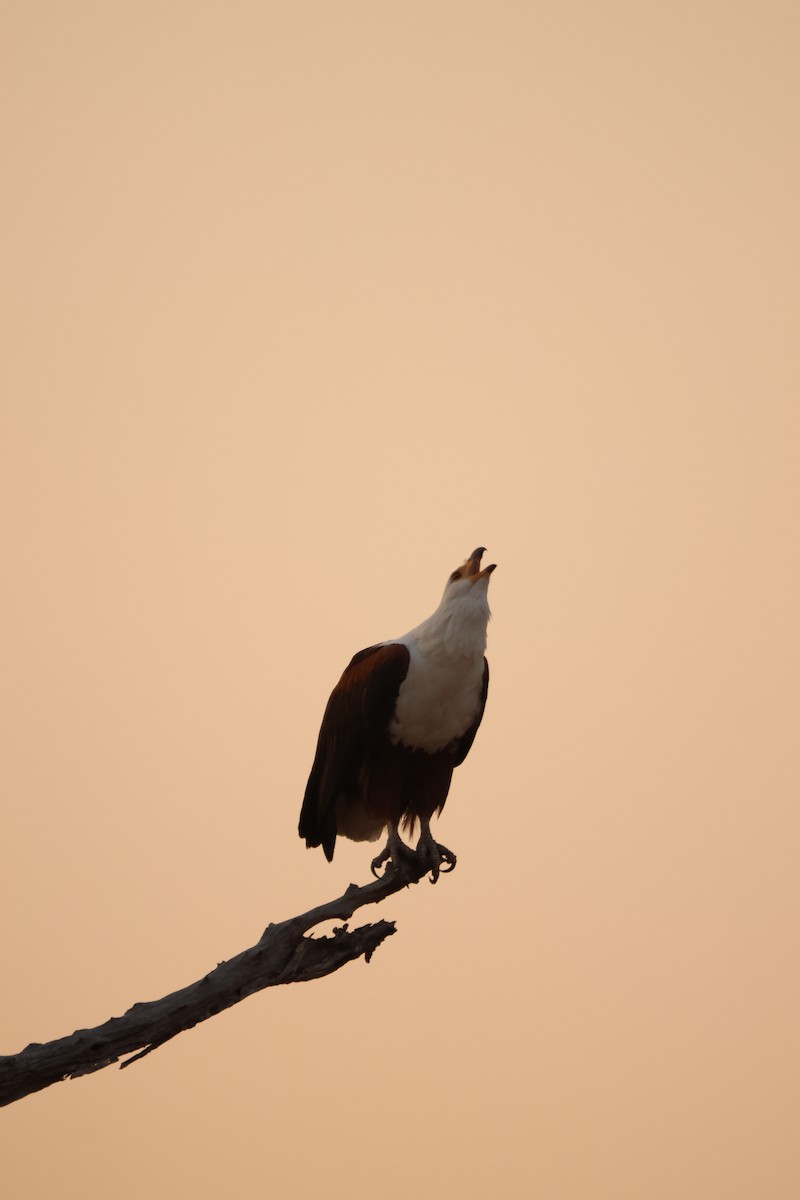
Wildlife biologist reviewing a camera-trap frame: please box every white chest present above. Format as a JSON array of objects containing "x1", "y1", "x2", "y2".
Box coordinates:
[{"x1": 388, "y1": 649, "x2": 485, "y2": 753}]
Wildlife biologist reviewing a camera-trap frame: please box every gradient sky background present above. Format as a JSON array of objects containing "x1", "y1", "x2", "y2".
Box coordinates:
[{"x1": 2, "y1": 3, "x2": 799, "y2": 1197}]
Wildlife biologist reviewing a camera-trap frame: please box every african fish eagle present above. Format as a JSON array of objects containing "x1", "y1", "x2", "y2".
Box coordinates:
[{"x1": 299, "y1": 547, "x2": 496, "y2": 882}]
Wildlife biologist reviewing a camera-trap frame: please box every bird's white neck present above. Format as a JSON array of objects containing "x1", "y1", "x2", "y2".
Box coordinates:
[{"x1": 400, "y1": 586, "x2": 491, "y2": 662}]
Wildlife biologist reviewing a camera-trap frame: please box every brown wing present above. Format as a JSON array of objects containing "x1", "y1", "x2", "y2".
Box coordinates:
[
  {"x1": 299, "y1": 642, "x2": 411, "y2": 861},
  {"x1": 452, "y1": 657, "x2": 489, "y2": 766}
]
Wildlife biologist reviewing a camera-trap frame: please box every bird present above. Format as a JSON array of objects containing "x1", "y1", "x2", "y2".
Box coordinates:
[{"x1": 299, "y1": 547, "x2": 496, "y2": 882}]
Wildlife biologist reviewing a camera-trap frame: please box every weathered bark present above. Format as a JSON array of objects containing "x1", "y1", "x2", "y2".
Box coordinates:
[{"x1": 0, "y1": 863, "x2": 433, "y2": 1108}]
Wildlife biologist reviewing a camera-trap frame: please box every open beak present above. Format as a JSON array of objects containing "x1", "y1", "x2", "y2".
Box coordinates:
[{"x1": 466, "y1": 547, "x2": 497, "y2": 580}]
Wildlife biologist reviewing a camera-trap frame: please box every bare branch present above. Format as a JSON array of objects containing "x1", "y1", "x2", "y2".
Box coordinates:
[{"x1": 0, "y1": 861, "x2": 433, "y2": 1108}]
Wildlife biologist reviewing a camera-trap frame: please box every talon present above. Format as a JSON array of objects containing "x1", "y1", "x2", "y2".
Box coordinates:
[
  {"x1": 415, "y1": 832, "x2": 457, "y2": 884},
  {"x1": 437, "y1": 844, "x2": 457, "y2": 873},
  {"x1": 370, "y1": 848, "x2": 391, "y2": 879},
  {"x1": 371, "y1": 830, "x2": 418, "y2": 882}
]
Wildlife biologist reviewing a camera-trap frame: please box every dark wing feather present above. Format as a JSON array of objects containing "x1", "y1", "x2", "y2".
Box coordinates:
[
  {"x1": 452, "y1": 657, "x2": 489, "y2": 766},
  {"x1": 299, "y1": 642, "x2": 410, "y2": 861}
]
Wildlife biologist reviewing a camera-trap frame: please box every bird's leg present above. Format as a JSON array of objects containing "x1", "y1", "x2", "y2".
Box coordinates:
[
  {"x1": 370, "y1": 825, "x2": 418, "y2": 881},
  {"x1": 415, "y1": 817, "x2": 457, "y2": 884}
]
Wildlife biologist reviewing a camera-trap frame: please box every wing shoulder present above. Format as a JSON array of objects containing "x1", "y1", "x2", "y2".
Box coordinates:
[{"x1": 299, "y1": 642, "x2": 410, "y2": 859}]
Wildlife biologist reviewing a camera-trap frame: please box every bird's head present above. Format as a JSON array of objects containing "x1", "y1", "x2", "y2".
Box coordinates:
[
  {"x1": 440, "y1": 546, "x2": 496, "y2": 609},
  {"x1": 406, "y1": 547, "x2": 495, "y2": 650}
]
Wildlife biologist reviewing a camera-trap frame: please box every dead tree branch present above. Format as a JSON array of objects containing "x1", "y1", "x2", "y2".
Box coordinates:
[{"x1": 0, "y1": 863, "x2": 433, "y2": 1108}]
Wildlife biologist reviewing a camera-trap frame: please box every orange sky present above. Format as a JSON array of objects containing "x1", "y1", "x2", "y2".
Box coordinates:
[{"x1": 2, "y1": 3, "x2": 799, "y2": 1197}]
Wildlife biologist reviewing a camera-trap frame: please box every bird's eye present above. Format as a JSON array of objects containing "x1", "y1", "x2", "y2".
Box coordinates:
[{"x1": 449, "y1": 570, "x2": 461, "y2": 582}]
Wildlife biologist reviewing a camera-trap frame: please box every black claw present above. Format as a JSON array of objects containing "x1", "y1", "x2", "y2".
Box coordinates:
[
  {"x1": 370, "y1": 852, "x2": 390, "y2": 879},
  {"x1": 428, "y1": 842, "x2": 457, "y2": 875}
]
